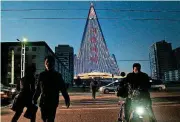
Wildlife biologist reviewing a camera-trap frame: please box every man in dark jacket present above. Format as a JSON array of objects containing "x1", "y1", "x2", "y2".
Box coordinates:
[
  {"x1": 90, "y1": 79, "x2": 98, "y2": 99},
  {"x1": 125, "y1": 63, "x2": 156, "y2": 122},
  {"x1": 11, "y1": 65, "x2": 36, "y2": 122},
  {"x1": 32, "y1": 56, "x2": 70, "y2": 122}
]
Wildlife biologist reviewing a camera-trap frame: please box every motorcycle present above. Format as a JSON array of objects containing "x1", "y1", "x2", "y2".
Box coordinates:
[
  {"x1": 128, "y1": 98, "x2": 150, "y2": 122},
  {"x1": 128, "y1": 89, "x2": 156, "y2": 122}
]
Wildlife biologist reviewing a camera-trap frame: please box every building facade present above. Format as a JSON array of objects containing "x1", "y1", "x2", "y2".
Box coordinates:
[
  {"x1": 149, "y1": 40, "x2": 175, "y2": 80},
  {"x1": 164, "y1": 69, "x2": 180, "y2": 82},
  {"x1": 55, "y1": 45, "x2": 74, "y2": 84},
  {"x1": 173, "y1": 47, "x2": 180, "y2": 69},
  {"x1": 1, "y1": 42, "x2": 71, "y2": 85}
]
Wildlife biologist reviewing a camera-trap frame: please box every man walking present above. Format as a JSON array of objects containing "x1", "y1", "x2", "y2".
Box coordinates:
[
  {"x1": 90, "y1": 78, "x2": 98, "y2": 99},
  {"x1": 33, "y1": 56, "x2": 70, "y2": 122}
]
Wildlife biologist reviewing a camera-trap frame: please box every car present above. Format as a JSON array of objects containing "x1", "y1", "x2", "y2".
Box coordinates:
[
  {"x1": 150, "y1": 79, "x2": 166, "y2": 91},
  {"x1": 0, "y1": 83, "x2": 13, "y2": 102},
  {"x1": 99, "y1": 80, "x2": 112, "y2": 87},
  {"x1": 0, "y1": 83, "x2": 18, "y2": 102},
  {"x1": 99, "y1": 80, "x2": 120, "y2": 94},
  {"x1": 9, "y1": 84, "x2": 18, "y2": 99}
]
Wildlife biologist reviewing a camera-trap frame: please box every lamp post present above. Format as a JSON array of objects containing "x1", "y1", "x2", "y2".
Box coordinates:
[
  {"x1": 11, "y1": 49, "x2": 14, "y2": 84},
  {"x1": 17, "y1": 37, "x2": 27, "y2": 78}
]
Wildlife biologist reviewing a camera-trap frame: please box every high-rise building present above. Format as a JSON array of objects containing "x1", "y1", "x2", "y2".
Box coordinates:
[
  {"x1": 55, "y1": 45, "x2": 74, "y2": 84},
  {"x1": 149, "y1": 40, "x2": 175, "y2": 80},
  {"x1": 1, "y1": 42, "x2": 71, "y2": 85},
  {"x1": 75, "y1": 3, "x2": 120, "y2": 76},
  {"x1": 74, "y1": 54, "x2": 77, "y2": 76},
  {"x1": 164, "y1": 69, "x2": 180, "y2": 82},
  {"x1": 173, "y1": 47, "x2": 180, "y2": 69}
]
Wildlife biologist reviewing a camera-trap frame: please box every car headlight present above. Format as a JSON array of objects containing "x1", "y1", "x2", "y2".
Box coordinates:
[
  {"x1": 11, "y1": 89, "x2": 16, "y2": 93},
  {"x1": 99, "y1": 87, "x2": 104, "y2": 91},
  {"x1": 0, "y1": 91, "x2": 5, "y2": 94},
  {"x1": 135, "y1": 106, "x2": 144, "y2": 115}
]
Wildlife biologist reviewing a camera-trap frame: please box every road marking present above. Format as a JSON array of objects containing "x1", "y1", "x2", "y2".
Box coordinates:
[
  {"x1": 153, "y1": 104, "x2": 180, "y2": 107},
  {"x1": 60, "y1": 104, "x2": 180, "y2": 110},
  {"x1": 59, "y1": 106, "x2": 119, "y2": 110}
]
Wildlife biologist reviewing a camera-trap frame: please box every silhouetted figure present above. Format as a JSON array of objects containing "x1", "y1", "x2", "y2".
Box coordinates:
[
  {"x1": 82, "y1": 82, "x2": 86, "y2": 92},
  {"x1": 11, "y1": 65, "x2": 36, "y2": 122},
  {"x1": 125, "y1": 63, "x2": 156, "y2": 122},
  {"x1": 116, "y1": 72, "x2": 127, "y2": 122},
  {"x1": 90, "y1": 79, "x2": 98, "y2": 99},
  {"x1": 33, "y1": 56, "x2": 70, "y2": 122},
  {"x1": 76, "y1": 76, "x2": 82, "y2": 87}
]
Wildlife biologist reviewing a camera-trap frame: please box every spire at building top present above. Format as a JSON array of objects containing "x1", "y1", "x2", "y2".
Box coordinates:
[
  {"x1": 89, "y1": 3, "x2": 96, "y2": 19},
  {"x1": 90, "y1": 2, "x2": 94, "y2": 6}
]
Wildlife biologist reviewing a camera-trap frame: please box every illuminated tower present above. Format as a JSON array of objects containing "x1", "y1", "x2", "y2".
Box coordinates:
[{"x1": 75, "y1": 3, "x2": 120, "y2": 76}]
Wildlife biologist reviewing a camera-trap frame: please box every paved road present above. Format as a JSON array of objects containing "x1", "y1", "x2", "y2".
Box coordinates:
[{"x1": 1, "y1": 91, "x2": 180, "y2": 122}]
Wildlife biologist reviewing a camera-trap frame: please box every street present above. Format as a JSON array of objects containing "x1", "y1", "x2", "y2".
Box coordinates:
[
  {"x1": 1, "y1": 1, "x2": 180, "y2": 122},
  {"x1": 1, "y1": 88, "x2": 180, "y2": 122}
]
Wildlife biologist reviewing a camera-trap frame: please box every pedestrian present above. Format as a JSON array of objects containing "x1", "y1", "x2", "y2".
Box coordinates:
[
  {"x1": 11, "y1": 64, "x2": 37, "y2": 122},
  {"x1": 90, "y1": 78, "x2": 98, "y2": 99},
  {"x1": 32, "y1": 55, "x2": 70, "y2": 122},
  {"x1": 82, "y1": 81, "x2": 86, "y2": 92},
  {"x1": 116, "y1": 72, "x2": 127, "y2": 122}
]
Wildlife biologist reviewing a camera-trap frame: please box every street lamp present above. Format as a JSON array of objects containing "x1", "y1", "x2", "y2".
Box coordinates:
[{"x1": 17, "y1": 37, "x2": 27, "y2": 78}]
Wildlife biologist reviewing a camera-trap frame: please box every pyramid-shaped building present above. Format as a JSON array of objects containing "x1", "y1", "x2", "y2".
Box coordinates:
[{"x1": 75, "y1": 3, "x2": 120, "y2": 76}]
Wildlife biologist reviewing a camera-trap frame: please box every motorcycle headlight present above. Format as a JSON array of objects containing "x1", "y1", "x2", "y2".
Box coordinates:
[
  {"x1": 135, "y1": 106, "x2": 144, "y2": 115},
  {"x1": 11, "y1": 89, "x2": 16, "y2": 93}
]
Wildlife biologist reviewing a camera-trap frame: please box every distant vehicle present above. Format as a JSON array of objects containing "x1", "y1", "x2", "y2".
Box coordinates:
[
  {"x1": 0, "y1": 83, "x2": 18, "y2": 102},
  {"x1": 150, "y1": 79, "x2": 166, "y2": 91},
  {"x1": 99, "y1": 80, "x2": 112, "y2": 87},
  {"x1": 99, "y1": 80, "x2": 120, "y2": 94},
  {"x1": 9, "y1": 84, "x2": 18, "y2": 99},
  {"x1": 0, "y1": 83, "x2": 13, "y2": 101}
]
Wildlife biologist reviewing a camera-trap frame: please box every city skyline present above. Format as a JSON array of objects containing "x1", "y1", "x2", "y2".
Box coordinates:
[{"x1": 2, "y1": 1, "x2": 180, "y2": 75}]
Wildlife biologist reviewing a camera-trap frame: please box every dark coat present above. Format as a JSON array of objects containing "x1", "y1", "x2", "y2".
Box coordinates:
[
  {"x1": 33, "y1": 70, "x2": 70, "y2": 108},
  {"x1": 12, "y1": 74, "x2": 35, "y2": 111},
  {"x1": 90, "y1": 80, "x2": 98, "y2": 90},
  {"x1": 126, "y1": 72, "x2": 151, "y2": 91},
  {"x1": 125, "y1": 72, "x2": 151, "y2": 99},
  {"x1": 117, "y1": 77, "x2": 129, "y2": 98}
]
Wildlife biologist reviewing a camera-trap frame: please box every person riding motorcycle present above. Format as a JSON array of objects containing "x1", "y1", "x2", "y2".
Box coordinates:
[{"x1": 117, "y1": 63, "x2": 156, "y2": 122}]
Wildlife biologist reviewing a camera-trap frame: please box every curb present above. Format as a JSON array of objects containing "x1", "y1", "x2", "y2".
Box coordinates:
[{"x1": 153, "y1": 101, "x2": 180, "y2": 105}]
